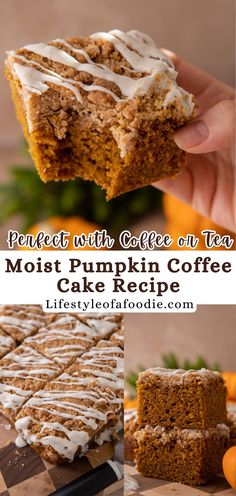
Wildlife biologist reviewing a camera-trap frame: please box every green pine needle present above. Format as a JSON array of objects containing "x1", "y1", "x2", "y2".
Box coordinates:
[{"x1": 125, "y1": 352, "x2": 222, "y2": 392}]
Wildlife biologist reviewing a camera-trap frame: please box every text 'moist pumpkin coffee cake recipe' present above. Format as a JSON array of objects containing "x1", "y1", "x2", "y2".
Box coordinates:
[{"x1": 5, "y1": 30, "x2": 194, "y2": 199}]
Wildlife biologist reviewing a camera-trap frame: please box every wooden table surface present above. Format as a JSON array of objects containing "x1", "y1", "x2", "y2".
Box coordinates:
[{"x1": 125, "y1": 463, "x2": 235, "y2": 496}]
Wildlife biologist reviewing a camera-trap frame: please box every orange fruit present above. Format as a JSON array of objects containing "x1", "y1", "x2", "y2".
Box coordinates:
[
  {"x1": 19, "y1": 216, "x2": 104, "y2": 250},
  {"x1": 223, "y1": 446, "x2": 236, "y2": 489}
]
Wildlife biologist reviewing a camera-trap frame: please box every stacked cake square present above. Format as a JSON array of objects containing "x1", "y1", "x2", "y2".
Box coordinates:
[{"x1": 135, "y1": 367, "x2": 229, "y2": 485}]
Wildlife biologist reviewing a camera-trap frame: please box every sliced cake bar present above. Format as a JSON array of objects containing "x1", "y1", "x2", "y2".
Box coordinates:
[
  {"x1": 137, "y1": 367, "x2": 227, "y2": 429},
  {"x1": 25, "y1": 313, "x2": 122, "y2": 367},
  {"x1": 0, "y1": 305, "x2": 45, "y2": 343},
  {"x1": 134, "y1": 424, "x2": 229, "y2": 485},
  {"x1": 0, "y1": 344, "x2": 61, "y2": 422},
  {"x1": 25, "y1": 316, "x2": 96, "y2": 367}
]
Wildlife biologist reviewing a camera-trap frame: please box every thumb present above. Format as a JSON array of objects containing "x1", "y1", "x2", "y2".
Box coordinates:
[{"x1": 174, "y1": 99, "x2": 235, "y2": 153}]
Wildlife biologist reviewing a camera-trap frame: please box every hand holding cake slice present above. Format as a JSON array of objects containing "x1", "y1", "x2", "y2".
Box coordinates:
[{"x1": 5, "y1": 30, "x2": 194, "y2": 199}]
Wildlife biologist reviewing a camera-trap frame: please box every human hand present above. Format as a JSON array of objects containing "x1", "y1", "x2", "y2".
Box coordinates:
[{"x1": 154, "y1": 53, "x2": 235, "y2": 232}]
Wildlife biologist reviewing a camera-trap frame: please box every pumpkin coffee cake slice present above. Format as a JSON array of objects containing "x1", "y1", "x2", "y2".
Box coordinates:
[
  {"x1": 24, "y1": 312, "x2": 122, "y2": 367},
  {"x1": 6, "y1": 30, "x2": 194, "y2": 199},
  {"x1": 0, "y1": 344, "x2": 61, "y2": 422},
  {"x1": 14, "y1": 369, "x2": 122, "y2": 463},
  {"x1": 0, "y1": 305, "x2": 45, "y2": 343},
  {"x1": 71, "y1": 339, "x2": 124, "y2": 399},
  {"x1": 137, "y1": 367, "x2": 227, "y2": 429},
  {"x1": 25, "y1": 314, "x2": 96, "y2": 367},
  {"x1": 134, "y1": 424, "x2": 229, "y2": 485}
]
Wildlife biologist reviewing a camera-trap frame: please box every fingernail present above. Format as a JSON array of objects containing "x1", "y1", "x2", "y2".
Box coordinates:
[{"x1": 174, "y1": 120, "x2": 209, "y2": 150}]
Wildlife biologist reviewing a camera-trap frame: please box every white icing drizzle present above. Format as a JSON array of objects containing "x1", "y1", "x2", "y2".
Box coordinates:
[
  {"x1": 49, "y1": 314, "x2": 78, "y2": 326},
  {"x1": 91, "y1": 30, "x2": 174, "y2": 72},
  {"x1": 77, "y1": 313, "x2": 121, "y2": 320},
  {"x1": 84, "y1": 319, "x2": 117, "y2": 335},
  {"x1": 25, "y1": 325, "x2": 94, "y2": 365},
  {"x1": 15, "y1": 434, "x2": 27, "y2": 447},
  {"x1": 0, "y1": 383, "x2": 33, "y2": 411},
  {"x1": 25, "y1": 317, "x2": 117, "y2": 366},
  {"x1": 95, "y1": 427, "x2": 113, "y2": 445},
  {"x1": 0, "y1": 308, "x2": 44, "y2": 341},
  {"x1": 3, "y1": 346, "x2": 58, "y2": 366},
  {"x1": 20, "y1": 41, "x2": 162, "y2": 99},
  {"x1": 24, "y1": 390, "x2": 108, "y2": 426},
  {"x1": 76, "y1": 345, "x2": 124, "y2": 390},
  {"x1": 1, "y1": 305, "x2": 42, "y2": 313},
  {"x1": 53, "y1": 373, "x2": 123, "y2": 406},
  {"x1": 26, "y1": 328, "x2": 93, "y2": 344},
  {"x1": 0, "y1": 316, "x2": 42, "y2": 331},
  {"x1": 111, "y1": 332, "x2": 124, "y2": 340},
  {"x1": 8, "y1": 29, "x2": 193, "y2": 128},
  {"x1": 110, "y1": 331, "x2": 124, "y2": 348},
  {"x1": 139, "y1": 367, "x2": 222, "y2": 385},
  {"x1": 15, "y1": 416, "x2": 90, "y2": 461}
]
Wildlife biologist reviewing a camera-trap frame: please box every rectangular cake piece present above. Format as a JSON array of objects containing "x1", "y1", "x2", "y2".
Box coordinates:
[
  {"x1": 15, "y1": 341, "x2": 124, "y2": 463},
  {"x1": 25, "y1": 313, "x2": 123, "y2": 367},
  {"x1": 76, "y1": 314, "x2": 122, "y2": 339},
  {"x1": 134, "y1": 424, "x2": 229, "y2": 485},
  {"x1": 72, "y1": 340, "x2": 124, "y2": 397},
  {"x1": 45, "y1": 313, "x2": 122, "y2": 339},
  {"x1": 25, "y1": 316, "x2": 97, "y2": 367},
  {"x1": 76, "y1": 313, "x2": 123, "y2": 323},
  {"x1": 15, "y1": 379, "x2": 120, "y2": 464},
  {"x1": 137, "y1": 368, "x2": 227, "y2": 429},
  {"x1": 0, "y1": 305, "x2": 45, "y2": 343},
  {"x1": 0, "y1": 329, "x2": 15, "y2": 358},
  {"x1": 5, "y1": 30, "x2": 194, "y2": 199},
  {"x1": 0, "y1": 344, "x2": 61, "y2": 422}
]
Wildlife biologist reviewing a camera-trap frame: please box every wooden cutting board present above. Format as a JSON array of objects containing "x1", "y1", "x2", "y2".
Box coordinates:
[
  {"x1": 125, "y1": 463, "x2": 235, "y2": 495},
  {"x1": 0, "y1": 414, "x2": 123, "y2": 496}
]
